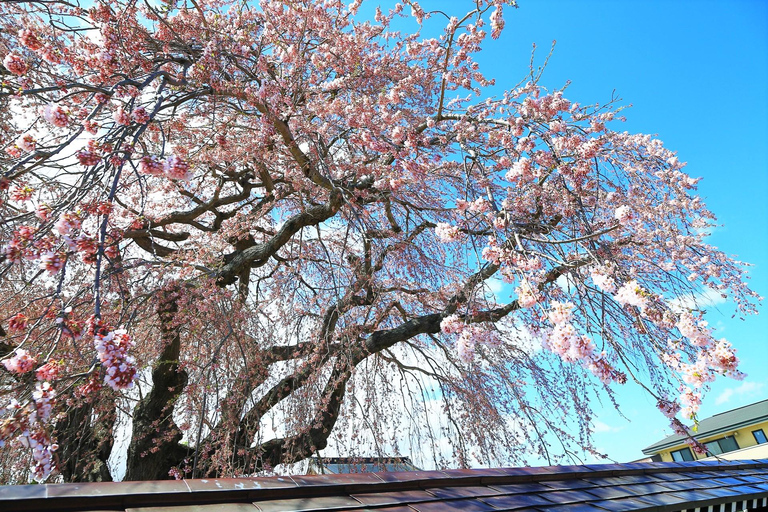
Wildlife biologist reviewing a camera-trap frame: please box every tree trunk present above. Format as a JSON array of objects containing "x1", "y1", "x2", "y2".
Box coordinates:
[
  {"x1": 56, "y1": 401, "x2": 114, "y2": 482},
  {"x1": 124, "y1": 288, "x2": 189, "y2": 481}
]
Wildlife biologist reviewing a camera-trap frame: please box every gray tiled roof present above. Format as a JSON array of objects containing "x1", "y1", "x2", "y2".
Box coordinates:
[
  {"x1": 642, "y1": 399, "x2": 768, "y2": 454},
  {"x1": 1, "y1": 460, "x2": 768, "y2": 511}
]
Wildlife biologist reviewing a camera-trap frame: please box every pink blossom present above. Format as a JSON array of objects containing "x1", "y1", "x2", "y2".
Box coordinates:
[
  {"x1": 505, "y1": 157, "x2": 532, "y2": 181},
  {"x1": 590, "y1": 264, "x2": 617, "y2": 293},
  {"x1": 8, "y1": 313, "x2": 28, "y2": 331},
  {"x1": 547, "y1": 323, "x2": 595, "y2": 362},
  {"x1": 3, "y1": 52, "x2": 28, "y2": 76},
  {"x1": 164, "y1": 155, "x2": 192, "y2": 181},
  {"x1": 132, "y1": 106, "x2": 150, "y2": 124},
  {"x1": 709, "y1": 339, "x2": 742, "y2": 377},
  {"x1": 19, "y1": 29, "x2": 44, "y2": 51},
  {"x1": 614, "y1": 205, "x2": 634, "y2": 225},
  {"x1": 55, "y1": 212, "x2": 82, "y2": 235},
  {"x1": 613, "y1": 280, "x2": 649, "y2": 309},
  {"x1": 83, "y1": 119, "x2": 99, "y2": 134},
  {"x1": 467, "y1": 198, "x2": 491, "y2": 213},
  {"x1": 138, "y1": 156, "x2": 164, "y2": 176},
  {"x1": 489, "y1": 6, "x2": 505, "y2": 39},
  {"x1": 39, "y1": 46, "x2": 60, "y2": 64},
  {"x1": 548, "y1": 301, "x2": 575, "y2": 325},
  {"x1": 657, "y1": 398, "x2": 681, "y2": 419},
  {"x1": 113, "y1": 107, "x2": 131, "y2": 126},
  {"x1": 39, "y1": 251, "x2": 64, "y2": 274},
  {"x1": 435, "y1": 222, "x2": 461, "y2": 243},
  {"x1": 43, "y1": 104, "x2": 68, "y2": 128},
  {"x1": 676, "y1": 311, "x2": 712, "y2": 348},
  {"x1": 17, "y1": 134, "x2": 36, "y2": 153},
  {"x1": 17, "y1": 225, "x2": 36, "y2": 241},
  {"x1": 456, "y1": 329, "x2": 476, "y2": 363},
  {"x1": 587, "y1": 353, "x2": 625, "y2": 384},
  {"x1": 515, "y1": 256, "x2": 543, "y2": 271},
  {"x1": 679, "y1": 355, "x2": 715, "y2": 388},
  {"x1": 24, "y1": 428, "x2": 57, "y2": 482},
  {"x1": 679, "y1": 387, "x2": 702, "y2": 419},
  {"x1": 440, "y1": 314, "x2": 464, "y2": 334},
  {"x1": 32, "y1": 381, "x2": 55, "y2": 422},
  {"x1": 481, "y1": 237, "x2": 503, "y2": 264},
  {"x1": 74, "y1": 235, "x2": 98, "y2": 264},
  {"x1": 10, "y1": 184, "x2": 33, "y2": 202},
  {"x1": 94, "y1": 329, "x2": 137, "y2": 390},
  {"x1": 77, "y1": 149, "x2": 101, "y2": 167},
  {"x1": 35, "y1": 361, "x2": 59, "y2": 382},
  {"x1": 2, "y1": 349, "x2": 37, "y2": 374},
  {"x1": 515, "y1": 280, "x2": 540, "y2": 308}
]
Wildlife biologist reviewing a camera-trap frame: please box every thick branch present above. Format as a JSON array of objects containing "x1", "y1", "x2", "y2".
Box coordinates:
[{"x1": 216, "y1": 190, "x2": 342, "y2": 285}]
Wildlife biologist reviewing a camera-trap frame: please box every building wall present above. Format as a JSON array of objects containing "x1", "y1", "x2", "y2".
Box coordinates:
[{"x1": 656, "y1": 419, "x2": 768, "y2": 462}]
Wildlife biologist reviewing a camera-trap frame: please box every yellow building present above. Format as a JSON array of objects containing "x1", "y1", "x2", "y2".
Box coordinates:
[{"x1": 642, "y1": 398, "x2": 768, "y2": 462}]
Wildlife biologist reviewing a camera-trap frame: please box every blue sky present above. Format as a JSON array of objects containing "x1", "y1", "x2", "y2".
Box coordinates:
[
  {"x1": 476, "y1": 0, "x2": 768, "y2": 462},
  {"x1": 369, "y1": 0, "x2": 768, "y2": 463}
]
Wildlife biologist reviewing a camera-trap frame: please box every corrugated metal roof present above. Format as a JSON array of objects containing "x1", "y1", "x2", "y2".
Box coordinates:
[
  {"x1": 1, "y1": 459, "x2": 768, "y2": 511},
  {"x1": 642, "y1": 399, "x2": 768, "y2": 454}
]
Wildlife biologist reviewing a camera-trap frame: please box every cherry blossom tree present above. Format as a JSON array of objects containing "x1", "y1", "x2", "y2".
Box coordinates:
[{"x1": 0, "y1": 0, "x2": 759, "y2": 483}]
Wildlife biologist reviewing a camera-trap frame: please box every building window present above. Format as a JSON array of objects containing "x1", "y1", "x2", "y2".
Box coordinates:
[
  {"x1": 704, "y1": 436, "x2": 740, "y2": 456},
  {"x1": 671, "y1": 447, "x2": 695, "y2": 461},
  {"x1": 754, "y1": 429, "x2": 767, "y2": 444}
]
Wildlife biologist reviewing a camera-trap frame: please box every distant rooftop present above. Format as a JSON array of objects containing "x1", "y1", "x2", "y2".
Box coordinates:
[
  {"x1": 643, "y1": 398, "x2": 768, "y2": 455},
  {"x1": 307, "y1": 456, "x2": 418, "y2": 475}
]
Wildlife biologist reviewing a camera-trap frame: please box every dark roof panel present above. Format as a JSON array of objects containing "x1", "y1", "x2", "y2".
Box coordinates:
[
  {"x1": 3, "y1": 460, "x2": 768, "y2": 512},
  {"x1": 350, "y1": 489, "x2": 434, "y2": 506},
  {"x1": 409, "y1": 498, "x2": 498, "y2": 512}
]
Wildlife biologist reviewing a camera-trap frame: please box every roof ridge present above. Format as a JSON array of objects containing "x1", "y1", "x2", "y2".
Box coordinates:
[
  {"x1": 710, "y1": 398, "x2": 768, "y2": 417},
  {"x1": 1, "y1": 460, "x2": 767, "y2": 511}
]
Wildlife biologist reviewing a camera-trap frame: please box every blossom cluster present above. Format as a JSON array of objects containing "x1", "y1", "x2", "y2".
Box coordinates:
[
  {"x1": 676, "y1": 311, "x2": 712, "y2": 348},
  {"x1": 2, "y1": 349, "x2": 37, "y2": 374},
  {"x1": 93, "y1": 329, "x2": 138, "y2": 390},
  {"x1": 16, "y1": 134, "x2": 36, "y2": 153},
  {"x1": 440, "y1": 315, "x2": 500, "y2": 363},
  {"x1": 39, "y1": 250, "x2": 65, "y2": 275},
  {"x1": 435, "y1": 222, "x2": 462, "y2": 243},
  {"x1": 589, "y1": 264, "x2": 617, "y2": 293},
  {"x1": 3, "y1": 51, "x2": 28, "y2": 75},
  {"x1": 613, "y1": 280, "x2": 649, "y2": 310},
  {"x1": 42, "y1": 104, "x2": 68, "y2": 128},
  {"x1": 679, "y1": 387, "x2": 702, "y2": 419},
  {"x1": 543, "y1": 301, "x2": 626, "y2": 384},
  {"x1": 656, "y1": 398, "x2": 681, "y2": 419},
  {"x1": 55, "y1": 212, "x2": 83, "y2": 236},
  {"x1": 515, "y1": 280, "x2": 540, "y2": 308},
  {"x1": 139, "y1": 155, "x2": 192, "y2": 180},
  {"x1": 8, "y1": 313, "x2": 28, "y2": 331},
  {"x1": 614, "y1": 205, "x2": 634, "y2": 225},
  {"x1": 0, "y1": 375, "x2": 59, "y2": 481},
  {"x1": 547, "y1": 300, "x2": 574, "y2": 325}
]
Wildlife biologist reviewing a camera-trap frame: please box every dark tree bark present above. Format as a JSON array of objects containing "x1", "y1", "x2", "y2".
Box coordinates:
[
  {"x1": 56, "y1": 401, "x2": 115, "y2": 482},
  {"x1": 124, "y1": 287, "x2": 189, "y2": 481}
]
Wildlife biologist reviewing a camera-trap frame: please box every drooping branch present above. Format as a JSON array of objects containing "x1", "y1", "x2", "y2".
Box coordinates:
[{"x1": 242, "y1": 346, "x2": 364, "y2": 471}]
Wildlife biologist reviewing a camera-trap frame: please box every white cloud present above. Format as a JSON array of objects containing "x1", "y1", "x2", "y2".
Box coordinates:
[
  {"x1": 715, "y1": 381, "x2": 765, "y2": 405},
  {"x1": 592, "y1": 419, "x2": 623, "y2": 434},
  {"x1": 668, "y1": 288, "x2": 727, "y2": 313}
]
